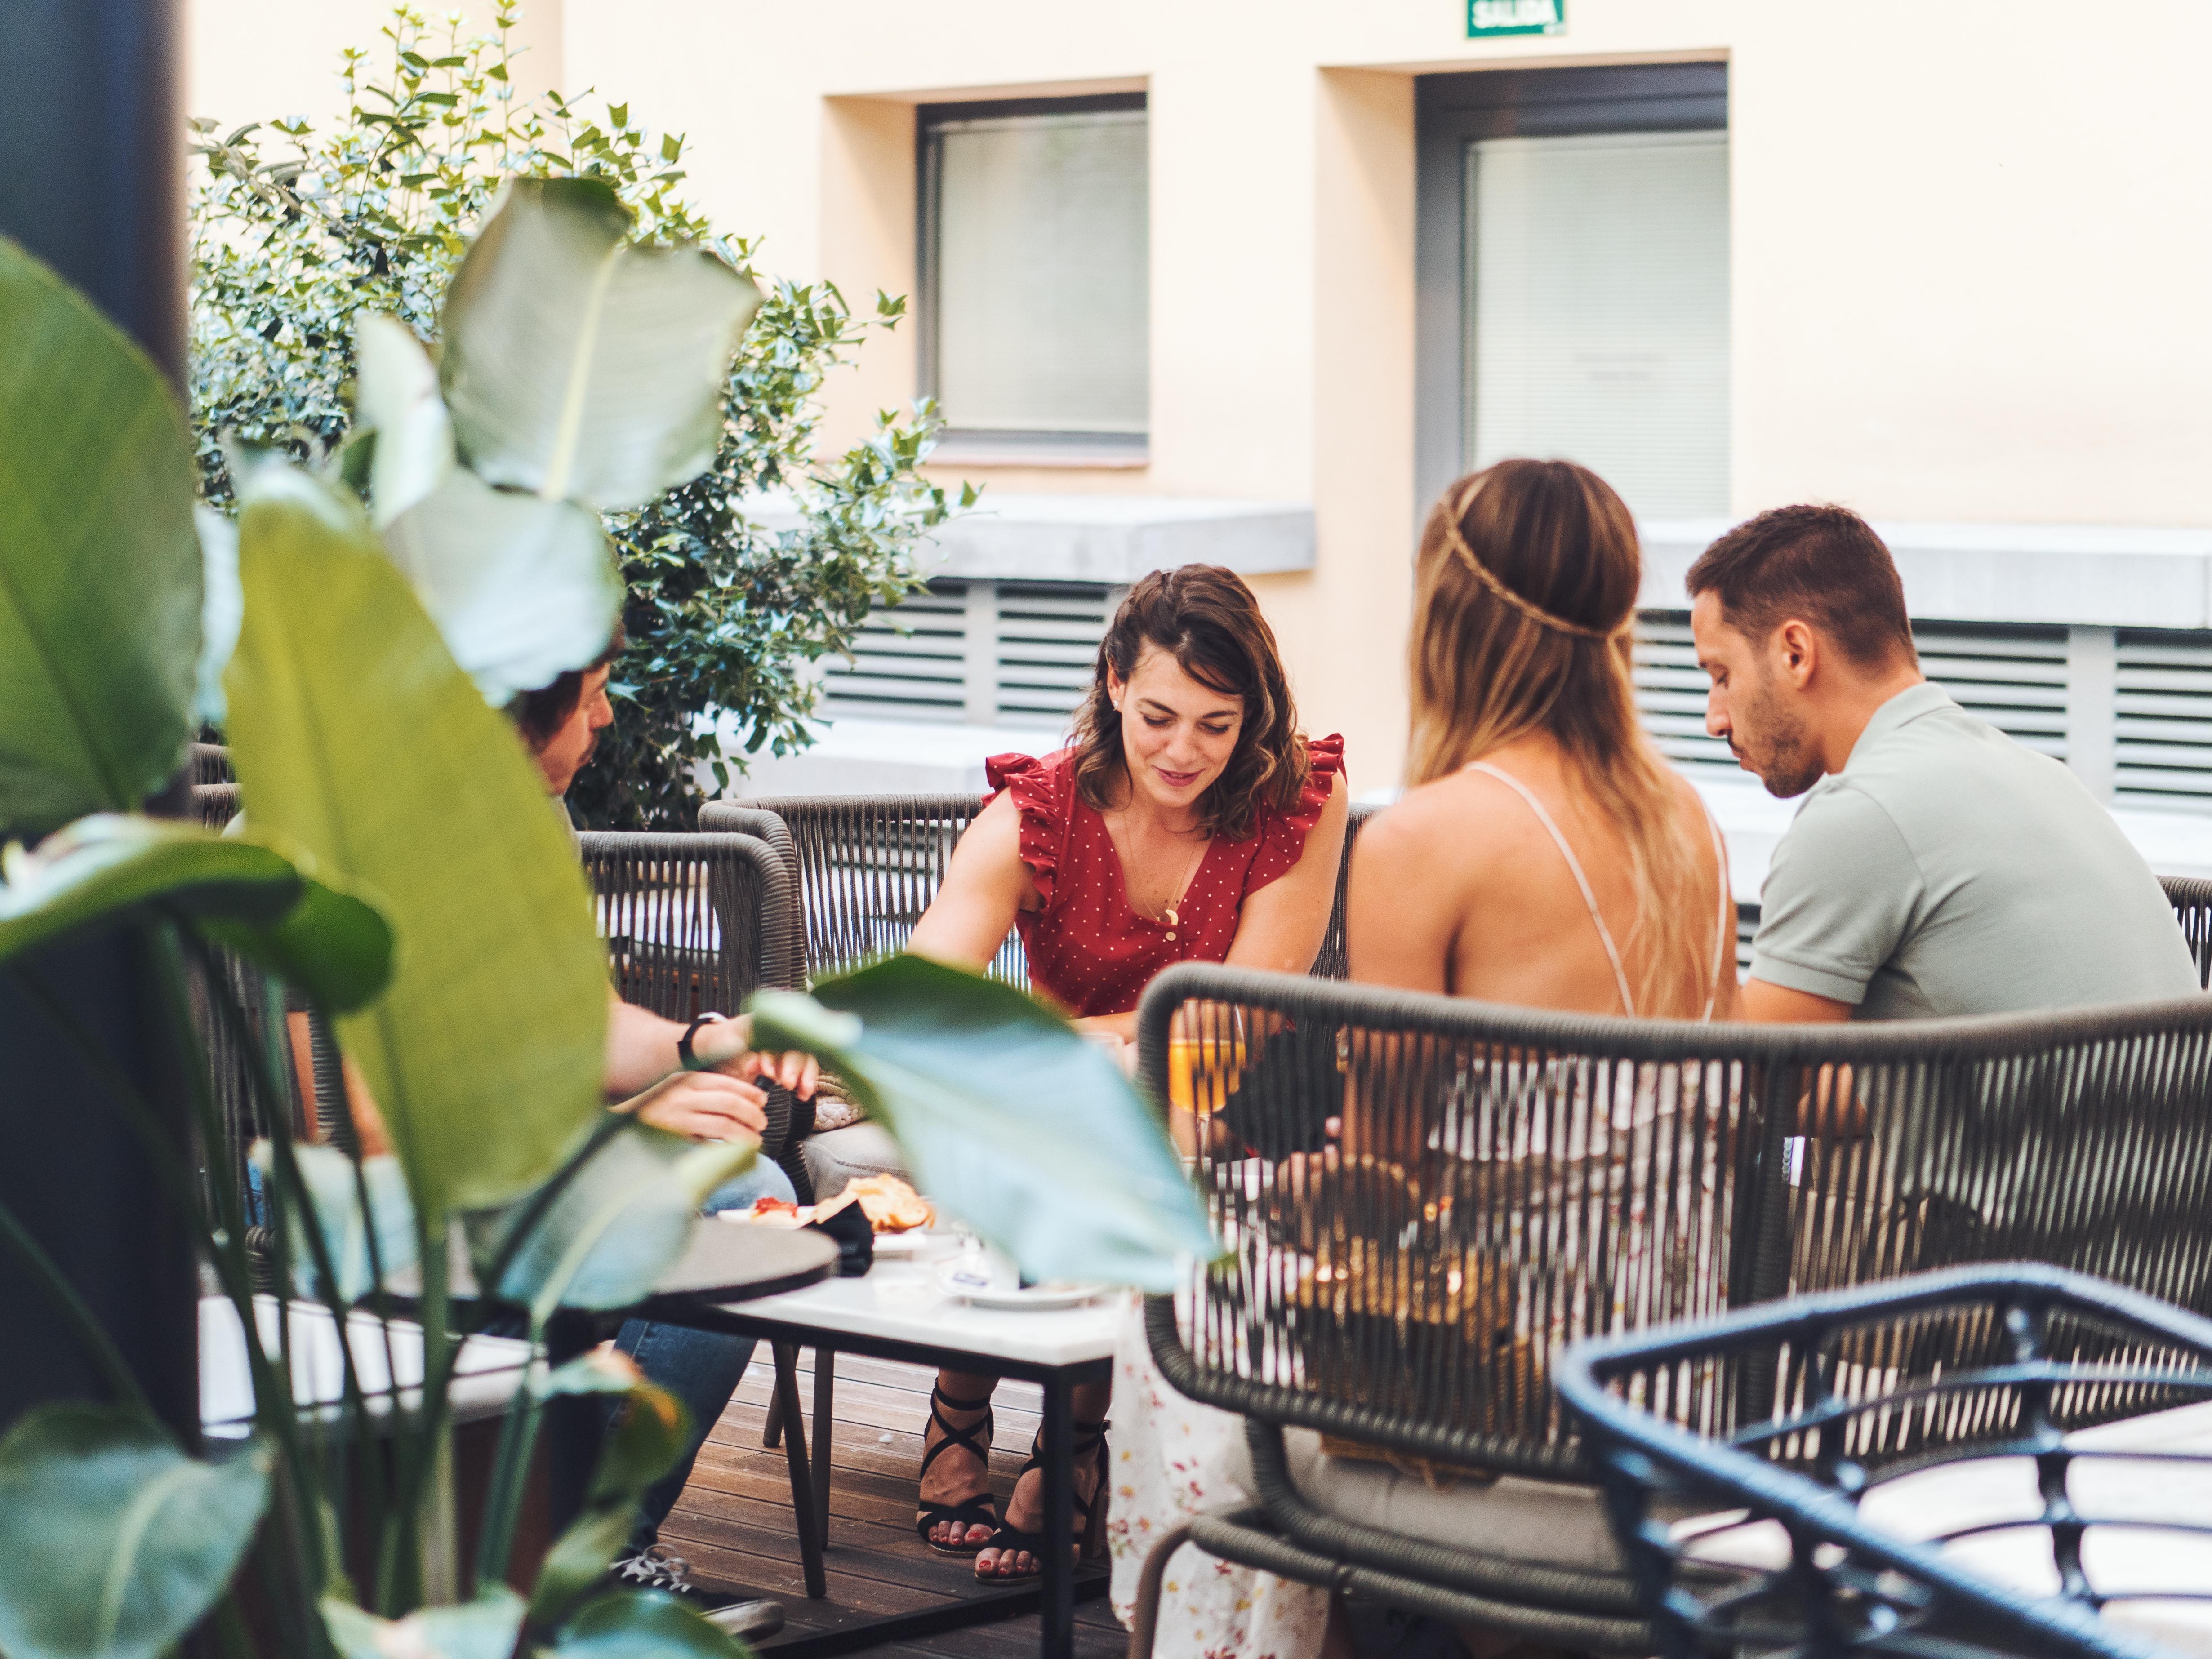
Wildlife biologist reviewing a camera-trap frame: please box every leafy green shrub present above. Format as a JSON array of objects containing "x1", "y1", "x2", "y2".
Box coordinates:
[{"x1": 189, "y1": 1, "x2": 968, "y2": 827}]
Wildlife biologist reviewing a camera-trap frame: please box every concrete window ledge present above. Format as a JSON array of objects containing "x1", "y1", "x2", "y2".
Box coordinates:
[
  {"x1": 739, "y1": 490, "x2": 1316, "y2": 585},
  {"x1": 719, "y1": 720, "x2": 2212, "y2": 886}
]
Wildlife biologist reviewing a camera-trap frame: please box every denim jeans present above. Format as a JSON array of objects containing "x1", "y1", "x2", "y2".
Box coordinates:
[{"x1": 614, "y1": 1156, "x2": 797, "y2": 1547}]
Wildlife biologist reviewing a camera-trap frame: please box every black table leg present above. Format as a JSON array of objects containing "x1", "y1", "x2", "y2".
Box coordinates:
[
  {"x1": 542, "y1": 1308, "x2": 602, "y2": 1533},
  {"x1": 772, "y1": 1343, "x2": 827, "y2": 1598},
  {"x1": 1039, "y1": 1370, "x2": 1075, "y2": 1659},
  {"x1": 810, "y1": 1347, "x2": 836, "y2": 1549}
]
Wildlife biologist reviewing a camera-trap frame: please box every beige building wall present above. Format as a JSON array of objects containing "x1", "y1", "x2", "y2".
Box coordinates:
[{"x1": 191, "y1": 0, "x2": 2212, "y2": 789}]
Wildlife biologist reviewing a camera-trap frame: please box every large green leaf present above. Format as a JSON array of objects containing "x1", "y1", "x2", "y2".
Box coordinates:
[
  {"x1": 750, "y1": 956, "x2": 1220, "y2": 1293},
  {"x1": 352, "y1": 314, "x2": 454, "y2": 530},
  {"x1": 0, "y1": 1405, "x2": 271, "y2": 1659},
  {"x1": 440, "y1": 178, "x2": 761, "y2": 511},
  {"x1": 322, "y1": 1588, "x2": 524, "y2": 1659},
  {"x1": 552, "y1": 1591, "x2": 748, "y2": 1659},
  {"x1": 522, "y1": 1353, "x2": 690, "y2": 1625},
  {"x1": 255, "y1": 1141, "x2": 419, "y2": 1301},
  {"x1": 357, "y1": 314, "x2": 623, "y2": 704},
  {"x1": 465, "y1": 1119, "x2": 753, "y2": 1318},
  {"x1": 0, "y1": 812, "x2": 392, "y2": 1012},
  {"x1": 192, "y1": 507, "x2": 242, "y2": 724},
  {"x1": 222, "y1": 465, "x2": 608, "y2": 1214},
  {"x1": 0, "y1": 236, "x2": 200, "y2": 830},
  {"x1": 384, "y1": 467, "x2": 621, "y2": 705}
]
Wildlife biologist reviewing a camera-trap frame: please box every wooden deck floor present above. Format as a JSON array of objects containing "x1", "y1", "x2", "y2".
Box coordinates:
[{"x1": 662, "y1": 1347, "x2": 1126, "y2": 1659}]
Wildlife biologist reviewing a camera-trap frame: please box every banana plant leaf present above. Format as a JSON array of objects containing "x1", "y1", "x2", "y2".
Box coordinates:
[
  {"x1": 357, "y1": 315, "x2": 623, "y2": 703},
  {"x1": 0, "y1": 236, "x2": 200, "y2": 831},
  {"x1": 464, "y1": 1117, "x2": 754, "y2": 1320},
  {"x1": 0, "y1": 812, "x2": 392, "y2": 1013},
  {"x1": 352, "y1": 314, "x2": 453, "y2": 530},
  {"x1": 439, "y1": 178, "x2": 761, "y2": 511},
  {"x1": 749, "y1": 956, "x2": 1220, "y2": 1292},
  {"x1": 384, "y1": 467, "x2": 621, "y2": 705},
  {"x1": 222, "y1": 465, "x2": 609, "y2": 1215},
  {"x1": 321, "y1": 1588, "x2": 523, "y2": 1659},
  {"x1": 0, "y1": 1404, "x2": 271, "y2": 1659},
  {"x1": 192, "y1": 506, "x2": 241, "y2": 724},
  {"x1": 525, "y1": 1354, "x2": 689, "y2": 1626},
  {"x1": 255, "y1": 1141, "x2": 418, "y2": 1301},
  {"x1": 551, "y1": 1591, "x2": 747, "y2": 1659}
]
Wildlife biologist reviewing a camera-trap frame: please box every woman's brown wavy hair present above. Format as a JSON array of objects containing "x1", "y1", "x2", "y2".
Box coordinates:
[
  {"x1": 1070, "y1": 565, "x2": 1309, "y2": 843},
  {"x1": 1409, "y1": 459, "x2": 1714, "y2": 1017}
]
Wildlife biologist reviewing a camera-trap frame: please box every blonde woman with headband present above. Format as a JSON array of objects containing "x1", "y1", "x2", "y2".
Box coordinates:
[{"x1": 1350, "y1": 457, "x2": 1734, "y2": 1016}]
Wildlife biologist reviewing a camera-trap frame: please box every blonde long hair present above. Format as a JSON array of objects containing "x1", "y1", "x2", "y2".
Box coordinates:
[{"x1": 1408, "y1": 459, "x2": 1712, "y2": 1017}]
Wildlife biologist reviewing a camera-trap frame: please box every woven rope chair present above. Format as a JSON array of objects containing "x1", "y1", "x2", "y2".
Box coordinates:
[
  {"x1": 1558, "y1": 1262, "x2": 2212, "y2": 1659},
  {"x1": 2163, "y1": 874, "x2": 2212, "y2": 989},
  {"x1": 700, "y1": 794, "x2": 1379, "y2": 988},
  {"x1": 1128, "y1": 965, "x2": 2212, "y2": 1654},
  {"x1": 189, "y1": 740, "x2": 234, "y2": 786},
  {"x1": 576, "y1": 831, "x2": 808, "y2": 1192}
]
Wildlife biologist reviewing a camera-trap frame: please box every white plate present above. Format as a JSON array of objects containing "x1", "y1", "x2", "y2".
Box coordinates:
[
  {"x1": 871, "y1": 1229, "x2": 952, "y2": 1260},
  {"x1": 933, "y1": 1259, "x2": 1106, "y2": 1310}
]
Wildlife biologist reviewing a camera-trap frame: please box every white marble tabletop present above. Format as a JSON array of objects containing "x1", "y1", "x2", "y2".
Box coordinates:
[{"x1": 705, "y1": 1233, "x2": 1130, "y2": 1371}]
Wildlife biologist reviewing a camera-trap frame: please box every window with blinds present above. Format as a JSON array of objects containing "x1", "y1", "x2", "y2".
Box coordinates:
[
  {"x1": 923, "y1": 99, "x2": 1148, "y2": 441},
  {"x1": 1463, "y1": 130, "x2": 1730, "y2": 518}
]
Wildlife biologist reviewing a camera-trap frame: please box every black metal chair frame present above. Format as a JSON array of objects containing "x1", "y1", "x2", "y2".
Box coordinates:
[
  {"x1": 1555, "y1": 1261, "x2": 2212, "y2": 1659},
  {"x1": 1128, "y1": 963, "x2": 2212, "y2": 1655}
]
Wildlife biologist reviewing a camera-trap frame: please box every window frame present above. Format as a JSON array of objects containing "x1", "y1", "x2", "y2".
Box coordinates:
[
  {"x1": 916, "y1": 90, "x2": 1152, "y2": 465},
  {"x1": 1413, "y1": 63, "x2": 1729, "y2": 515}
]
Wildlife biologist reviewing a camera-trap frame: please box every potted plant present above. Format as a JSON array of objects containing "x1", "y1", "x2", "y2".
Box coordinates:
[{"x1": 0, "y1": 173, "x2": 1211, "y2": 1658}]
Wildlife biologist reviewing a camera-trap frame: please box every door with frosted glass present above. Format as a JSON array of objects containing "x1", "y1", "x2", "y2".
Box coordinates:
[{"x1": 1463, "y1": 130, "x2": 1730, "y2": 519}]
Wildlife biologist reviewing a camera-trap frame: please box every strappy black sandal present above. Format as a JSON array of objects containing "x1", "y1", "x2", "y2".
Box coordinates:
[
  {"x1": 974, "y1": 1419, "x2": 1109, "y2": 1581},
  {"x1": 914, "y1": 1384, "x2": 997, "y2": 1556}
]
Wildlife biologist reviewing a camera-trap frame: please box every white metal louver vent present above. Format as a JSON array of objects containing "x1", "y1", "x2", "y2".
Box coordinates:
[
  {"x1": 821, "y1": 579, "x2": 970, "y2": 721},
  {"x1": 822, "y1": 578, "x2": 1113, "y2": 727},
  {"x1": 1913, "y1": 623, "x2": 2069, "y2": 761},
  {"x1": 994, "y1": 583, "x2": 1112, "y2": 723},
  {"x1": 2116, "y1": 631, "x2": 2212, "y2": 808},
  {"x1": 1633, "y1": 614, "x2": 1732, "y2": 771},
  {"x1": 1634, "y1": 613, "x2": 2070, "y2": 769}
]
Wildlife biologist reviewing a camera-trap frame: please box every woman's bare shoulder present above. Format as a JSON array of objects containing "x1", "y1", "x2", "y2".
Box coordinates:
[{"x1": 1354, "y1": 771, "x2": 1526, "y2": 876}]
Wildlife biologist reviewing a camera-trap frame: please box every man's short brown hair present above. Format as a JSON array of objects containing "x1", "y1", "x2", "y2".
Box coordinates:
[{"x1": 1686, "y1": 504, "x2": 1916, "y2": 669}]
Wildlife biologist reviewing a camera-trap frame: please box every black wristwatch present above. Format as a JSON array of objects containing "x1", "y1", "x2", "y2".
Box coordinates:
[{"x1": 678, "y1": 1011, "x2": 729, "y2": 1072}]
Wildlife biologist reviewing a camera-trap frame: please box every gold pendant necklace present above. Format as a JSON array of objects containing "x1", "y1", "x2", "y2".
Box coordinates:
[
  {"x1": 1109, "y1": 806, "x2": 1208, "y2": 941},
  {"x1": 1159, "y1": 833, "x2": 1206, "y2": 943}
]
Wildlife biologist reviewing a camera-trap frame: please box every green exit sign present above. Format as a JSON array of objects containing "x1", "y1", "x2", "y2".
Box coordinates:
[{"x1": 1468, "y1": 0, "x2": 1564, "y2": 36}]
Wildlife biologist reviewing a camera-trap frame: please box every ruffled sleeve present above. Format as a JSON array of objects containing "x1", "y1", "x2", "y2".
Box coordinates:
[
  {"x1": 1245, "y1": 734, "x2": 1347, "y2": 898},
  {"x1": 984, "y1": 749, "x2": 1074, "y2": 911}
]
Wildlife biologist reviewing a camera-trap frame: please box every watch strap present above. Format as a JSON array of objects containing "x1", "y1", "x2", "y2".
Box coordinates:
[{"x1": 678, "y1": 1011, "x2": 728, "y2": 1072}]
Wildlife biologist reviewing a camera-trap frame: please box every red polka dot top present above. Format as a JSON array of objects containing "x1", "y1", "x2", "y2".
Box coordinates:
[{"x1": 983, "y1": 735, "x2": 1347, "y2": 1019}]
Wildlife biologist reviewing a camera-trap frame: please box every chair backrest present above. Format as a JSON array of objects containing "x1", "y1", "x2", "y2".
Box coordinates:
[
  {"x1": 577, "y1": 831, "x2": 801, "y2": 1016},
  {"x1": 2163, "y1": 873, "x2": 2212, "y2": 988},
  {"x1": 190, "y1": 741, "x2": 234, "y2": 786},
  {"x1": 702, "y1": 792, "x2": 1378, "y2": 988},
  {"x1": 1558, "y1": 1263, "x2": 2212, "y2": 1659},
  {"x1": 192, "y1": 782, "x2": 240, "y2": 828},
  {"x1": 1136, "y1": 962, "x2": 2212, "y2": 1483}
]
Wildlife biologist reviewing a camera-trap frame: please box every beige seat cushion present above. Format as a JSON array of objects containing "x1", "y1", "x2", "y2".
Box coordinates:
[
  {"x1": 1276, "y1": 1427, "x2": 1629, "y2": 1573},
  {"x1": 801, "y1": 1121, "x2": 907, "y2": 1200}
]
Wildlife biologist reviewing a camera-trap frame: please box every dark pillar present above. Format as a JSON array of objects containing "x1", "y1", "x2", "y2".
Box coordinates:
[
  {"x1": 0, "y1": 0, "x2": 187, "y2": 387},
  {"x1": 0, "y1": 0, "x2": 198, "y2": 1448}
]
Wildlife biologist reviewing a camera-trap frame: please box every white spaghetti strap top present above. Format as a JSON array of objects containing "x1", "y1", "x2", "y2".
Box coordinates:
[{"x1": 1464, "y1": 761, "x2": 1732, "y2": 1022}]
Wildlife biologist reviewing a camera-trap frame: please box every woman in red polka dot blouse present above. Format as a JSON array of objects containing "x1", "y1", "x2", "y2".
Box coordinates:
[{"x1": 904, "y1": 564, "x2": 1348, "y2": 1580}]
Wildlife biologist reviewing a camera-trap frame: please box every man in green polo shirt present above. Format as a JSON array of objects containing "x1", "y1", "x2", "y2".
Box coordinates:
[{"x1": 1688, "y1": 504, "x2": 2200, "y2": 1021}]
